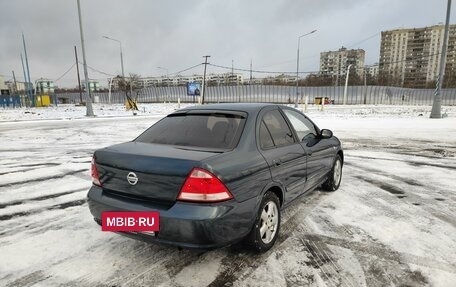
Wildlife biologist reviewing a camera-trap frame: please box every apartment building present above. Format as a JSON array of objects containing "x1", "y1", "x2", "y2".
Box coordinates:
[
  {"x1": 379, "y1": 24, "x2": 456, "y2": 87},
  {"x1": 132, "y1": 73, "x2": 243, "y2": 88},
  {"x1": 207, "y1": 73, "x2": 243, "y2": 86},
  {"x1": 366, "y1": 64, "x2": 379, "y2": 78},
  {"x1": 320, "y1": 47, "x2": 365, "y2": 84},
  {"x1": 5, "y1": 81, "x2": 26, "y2": 93},
  {"x1": 0, "y1": 75, "x2": 6, "y2": 91},
  {"x1": 35, "y1": 79, "x2": 55, "y2": 94},
  {"x1": 82, "y1": 80, "x2": 100, "y2": 92},
  {"x1": 263, "y1": 74, "x2": 297, "y2": 85}
]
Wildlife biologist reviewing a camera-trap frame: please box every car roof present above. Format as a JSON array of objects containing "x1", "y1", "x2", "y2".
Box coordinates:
[{"x1": 176, "y1": 103, "x2": 282, "y2": 114}]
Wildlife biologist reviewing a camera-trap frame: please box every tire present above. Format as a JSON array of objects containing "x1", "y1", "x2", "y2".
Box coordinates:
[
  {"x1": 245, "y1": 191, "x2": 281, "y2": 253},
  {"x1": 322, "y1": 154, "x2": 343, "y2": 192}
]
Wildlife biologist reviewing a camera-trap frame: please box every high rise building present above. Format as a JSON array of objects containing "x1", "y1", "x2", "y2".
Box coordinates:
[
  {"x1": 320, "y1": 47, "x2": 365, "y2": 85},
  {"x1": 366, "y1": 64, "x2": 379, "y2": 78},
  {"x1": 379, "y1": 24, "x2": 456, "y2": 87},
  {"x1": 35, "y1": 79, "x2": 55, "y2": 94},
  {"x1": 0, "y1": 75, "x2": 7, "y2": 91}
]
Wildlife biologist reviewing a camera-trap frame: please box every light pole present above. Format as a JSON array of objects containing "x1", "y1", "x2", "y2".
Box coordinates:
[
  {"x1": 157, "y1": 67, "x2": 169, "y2": 102},
  {"x1": 22, "y1": 33, "x2": 34, "y2": 107},
  {"x1": 343, "y1": 64, "x2": 353, "y2": 105},
  {"x1": 431, "y1": 0, "x2": 452, "y2": 118},
  {"x1": 76, "y1": 0, "x2": 94, "y2": 116},
  {"x1": 102, "y1": 35, "x2": 125, "y2": 78},
  {"x1": 202, "y1": 55, "x2": 211, "y2": 104},
  {"x1": 295, "y1": 29, "x2": 317, "y2": 106},
  {"x1": 108, "y1": 77, "x2": 113, "y2": 104}
]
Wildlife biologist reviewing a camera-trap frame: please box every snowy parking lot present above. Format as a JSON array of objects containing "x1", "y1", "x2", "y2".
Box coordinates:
[{"x1": 1, "y1": 104, "x2": 456, "y2": 287}]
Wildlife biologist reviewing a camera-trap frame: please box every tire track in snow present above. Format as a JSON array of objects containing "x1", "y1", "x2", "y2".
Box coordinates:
[
  {"x1": 344, "y1": 161, "x2": 423, "y2": 187},
  {"x1": 348, "y1": 154, "x2": 456, "y2": 170},
  {"x1": 306, "y1": 233, "x2": 456, "y2": 273},
  {"x1": 4, "y1": 270, "x2": 50, "y2": 287},
  {"x1": 301, "y1": 233, "x2": 447, "y2": 285},
  {"x1": 300, "y1": 238, "x2": 353, "y2": 287},
  {"x1": 0, "y1": 199, "x2": 87, "y2": 221},
  {"x1": 306, "y1": 175, "x2": 455, "y2": 284},
  {"x1": 110, "y1": 248, "x2": 207, "y2": 287},
  {"x1": 0, "y1": 188, "x2": 86, "y2": 209},
  {"x1": 0, "y1": 163, "x2": 60, "y2": 176},
  {"x1": 348, "y1": 165, "x2": 456, "y2": 229},
  {"x1": 0, "y1": 169, "x2": 87, "y2": 189}
]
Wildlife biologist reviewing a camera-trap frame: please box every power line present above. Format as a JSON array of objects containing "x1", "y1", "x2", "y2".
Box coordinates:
[
  {"x1": 86, "y1": 64, "x2": 116, "y2": 77},
  {"x1": 209, "y1": 63, "x2": 318, "y2": 75},
  {"x1": 256, "y1": 59, "x2": 296, "y2": 69},
  {"x1": 171, "y1": 63, "x2": 203, "y2": 75},
  {"x1": 256, "y1": 33, "x2": 380, "y2": 70},
  {"x1": 75, "y1": 62, "x2": 202, "y2": 78},
  {"x1": 345, "y1": 32, "x2": 380, "y2": 49},
  {"x1": 370, "y1": 51, "x2": 442, "y2": 67},
  {"x1": 78, "y1": 61, "x2": 116, "y2": 77},
  {"x1": 211, "y1": 50, "x2": 444, "y2": 76},
  {"x1": 54, "y1": 63, "x2": 76, "y2": 82}
]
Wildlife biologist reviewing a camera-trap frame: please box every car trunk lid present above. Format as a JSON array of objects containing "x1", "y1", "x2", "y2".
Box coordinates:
[{"x1": 94, "y1": 142, "x2": 219, "y2": 203}]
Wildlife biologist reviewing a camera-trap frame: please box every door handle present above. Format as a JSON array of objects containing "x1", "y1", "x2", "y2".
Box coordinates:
[{"x1": 272, "y1": 159, "x2": 282, "y2": 166}]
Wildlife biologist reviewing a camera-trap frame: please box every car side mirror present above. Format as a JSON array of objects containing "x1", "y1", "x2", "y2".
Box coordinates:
[{"x1": 320, "y1": 129, "x2": 333, "y2": 139}]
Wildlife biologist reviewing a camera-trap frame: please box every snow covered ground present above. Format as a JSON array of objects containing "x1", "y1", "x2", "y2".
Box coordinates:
[{"x1": 0, "y1": 104, "x2": 455, "y2": 287}]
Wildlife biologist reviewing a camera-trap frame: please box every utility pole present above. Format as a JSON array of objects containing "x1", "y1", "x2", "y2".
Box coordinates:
[
  {"x1": 343, "y1": 64, "x2": 353, "y2": 105},
  {"x1": 76, "y1": 0, "x2": 94, "y2": 116},
  {"x1": 74, "y1": 46, "x2": 83, "y2": 104},
  {"x1": 201, "y1": 55, "x2": 210, "y2": 104},
  {"x1": 20, "y1": 53, "x2": 29, "y2": 106},
  {"x1": 363, "y1": 67, "x2": 368, "y2": 104},
  {"x1": 157, "y1": 67, "x2": 169, "y2": 102},
  {"x1": 295, "y1": 30, "x2": 317, "y2": 106},
  {"x1": 12, "y1": 71, "x2": 18, "y2": 95},
  {"x1": 22, "y1": 33, "x2": 34, "y2": 107},
  {"x1": 431, "y1": 0, "x2": 452, "y2": 118},
  {"x1": 250, "y1": 59, "x2": 253, "y2": 83}
]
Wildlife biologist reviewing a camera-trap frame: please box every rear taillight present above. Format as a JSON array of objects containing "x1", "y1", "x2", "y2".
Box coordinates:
[
  {"x1": 177, "y1": 168, "x2": 233, "y2": 202},
  {"x1": 91, "y1": 156, "x2": 101, "y2": 186}
]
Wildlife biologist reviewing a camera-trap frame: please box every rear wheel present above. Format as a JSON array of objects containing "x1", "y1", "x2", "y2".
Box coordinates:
[
  {"x1": 245, "y1": 191, "x2": 281, "y2": 252},
  {"x1": 322, "y1": 154, "x2": 342, "y2": 192}
]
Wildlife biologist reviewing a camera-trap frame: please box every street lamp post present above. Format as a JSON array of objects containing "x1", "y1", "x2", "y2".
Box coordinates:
[
  {"x1": 76, "y1": 0, "x2": 94, "y2": 116},
  {"x1": 102, "y1": 35, "x2": 125, "y2": 77},
  {"x1": 431, "y1": 0, "x2": 452, "y2": 118},
  {"x1": 157, "y1": 67, "x2": 169, "y2": 102},
  {"x1": 343, "y1": 64, "x2": 353, "y2": 105},
  {"x1": 295, "y1": 30, "x2": 317, "y2": 106}
]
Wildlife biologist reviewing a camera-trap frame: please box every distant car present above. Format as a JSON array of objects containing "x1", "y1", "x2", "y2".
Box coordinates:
[
  {"x1": 314, "y1": 97, "x2": 334, "y2": 105},
  {"x1": 87, "y1": 103, "x2": 343, "y2": 252}
]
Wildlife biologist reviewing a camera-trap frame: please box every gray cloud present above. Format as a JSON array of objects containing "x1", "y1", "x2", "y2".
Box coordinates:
[{"x1": 0, "y1": 0, "x2": 454, "y2": 87}]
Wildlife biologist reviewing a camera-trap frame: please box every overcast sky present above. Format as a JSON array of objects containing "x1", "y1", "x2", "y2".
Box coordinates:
[{"x1": 0, "y1": 0, "x2": 454, "y2": 87}]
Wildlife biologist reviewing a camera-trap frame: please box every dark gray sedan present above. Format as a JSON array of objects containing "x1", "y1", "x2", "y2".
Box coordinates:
[{"x1": 88, "y1": 103, "x2": 343, "y2": 252}]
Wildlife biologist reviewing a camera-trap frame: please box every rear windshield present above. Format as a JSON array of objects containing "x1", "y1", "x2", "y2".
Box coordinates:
[{"x1": 135, "y1": 112, "x2": 246, "y2": 150}]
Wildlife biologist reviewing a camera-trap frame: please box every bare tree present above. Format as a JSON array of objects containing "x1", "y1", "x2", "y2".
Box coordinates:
[
  {"x1": 116, "y1": 73, "x2": 140, "y2": 110},
  {"x1": 303, "y1": 74, "x2": 334, "y2": 86}
]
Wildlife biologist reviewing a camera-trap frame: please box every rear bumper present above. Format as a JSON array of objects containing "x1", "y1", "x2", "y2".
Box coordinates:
[{"x1": 87, "y1": 185, "x2": 258, "y2": 249}]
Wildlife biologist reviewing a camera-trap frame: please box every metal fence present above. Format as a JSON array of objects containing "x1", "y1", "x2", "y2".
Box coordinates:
[{"x1": 56, "y1": 85, "x2": 456, "y2": 106}]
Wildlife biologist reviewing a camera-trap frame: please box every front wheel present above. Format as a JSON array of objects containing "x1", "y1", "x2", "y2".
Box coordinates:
[
  {"x1": 245, "y1": 191, "x2": 281, "y2": 252},
  {"x1": 322, "y1": 154, "x2": 343, "y2": 192}
]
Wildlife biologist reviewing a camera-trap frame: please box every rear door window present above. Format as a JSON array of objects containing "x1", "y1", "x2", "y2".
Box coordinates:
[
  {"x1": 259, "y1": 121, "x2": 275, "y2": 149},
  {"x1": 261, "y1": 110, "x2": 295, "y2": 147},
  {"x1": 135, "y1": 112, "x2": 246, "y2": 150}
]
